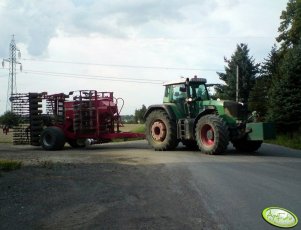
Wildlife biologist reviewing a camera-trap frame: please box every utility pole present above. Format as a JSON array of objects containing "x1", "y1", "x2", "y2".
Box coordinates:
[
  {"x1": 2, "y1": 35, "x2": 22, "y2": 111},
  {"x1": 236, "y1": 65, "x2": 239, "y2": 102}
]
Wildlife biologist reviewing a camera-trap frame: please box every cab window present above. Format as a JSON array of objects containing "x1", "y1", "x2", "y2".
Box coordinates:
[
  {"x1": 190, "y1": 84, "x2": 209, "y2": 100},
  {"x1": 172, "y1": 84, "x2": 186, "y2": 101},
  {"x1": 164, "y1": 86, "x2": 170, "y2": 97}
]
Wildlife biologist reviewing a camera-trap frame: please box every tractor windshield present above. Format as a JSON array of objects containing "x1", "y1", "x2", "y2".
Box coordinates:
[{"x1": 190, "y1": 83, "x2": 209, "y2": 100}]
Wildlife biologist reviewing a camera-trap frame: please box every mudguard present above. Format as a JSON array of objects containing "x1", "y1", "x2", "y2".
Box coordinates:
[{"x1": 144, "y1": 104, "x2": 176, "y2": 120}]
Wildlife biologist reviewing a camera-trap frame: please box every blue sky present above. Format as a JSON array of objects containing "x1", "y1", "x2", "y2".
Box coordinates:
[{"x1": 0, "y1": 0, "x2": 288, "y2": 114}]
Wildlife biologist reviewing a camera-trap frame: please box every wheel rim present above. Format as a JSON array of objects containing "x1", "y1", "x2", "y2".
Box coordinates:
[
  {"x1": 151, "y1": 120, "x2": 167, "y2": 142},
  {"x1": 200, "y1": 124, "x2": 214, "y2": 146},
  {"x1": 43, "y1": 133, "x2": 53, "y2": 147}
]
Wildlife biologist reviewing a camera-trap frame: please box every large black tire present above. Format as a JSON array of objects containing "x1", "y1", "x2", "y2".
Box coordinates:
[
  {"x1": 68, "y1": 139, "x2": 86, "y2": 148},
  {"x1": 195, "y1": 114, "x2": 229, "y2": 155},
  {"x1": 145, "y1": 110, "x2": 178, "y2": 151},
  {"x1": 232, "y1": 139, "x2": 262, "y2": 152},
  {"x1": 40, "y1": 127, "x2": 65, "y2": 151}
]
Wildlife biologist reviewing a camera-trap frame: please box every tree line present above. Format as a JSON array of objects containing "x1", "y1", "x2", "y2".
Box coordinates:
[
  {"x1": 121, "y1": 105, "x2": 147, "y2": 124},
  {"x1": 215, "y1": 0, "x2": 301, "y2": 133}
]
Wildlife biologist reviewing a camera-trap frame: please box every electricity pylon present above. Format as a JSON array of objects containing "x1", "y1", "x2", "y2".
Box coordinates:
[{"x1": 2, "y1": 35, "x2": 22, "y2": 111}]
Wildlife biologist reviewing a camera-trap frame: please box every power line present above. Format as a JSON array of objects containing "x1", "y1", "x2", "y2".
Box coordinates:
[
  {"x1": 21, "y1": 69, "x2": 163, "y2": 84},
  {"x1": 22, "y1": 58, "x2": 224, "y2": 72},
  {"x1": 22, "y1": 69, "x2": 163, "y2": 82}
]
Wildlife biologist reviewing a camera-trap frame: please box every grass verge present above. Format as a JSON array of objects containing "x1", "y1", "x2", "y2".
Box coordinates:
[
  {"x1": 113, "y1": 124, "x2": 145, "y2": 142},
  {"x1": 129, "y1": 124, "x2": 145, "y2": 134},
  {"x1": 0, "y1": 159, "x2": 22, "y2": 171},
  {"x1": 265, "y1": 132, "x2": 301, "y2": 150}
]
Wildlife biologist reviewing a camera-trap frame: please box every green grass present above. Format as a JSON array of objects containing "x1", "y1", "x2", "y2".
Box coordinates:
[
  {"x1": 113, "y1": 124, "x2": 145, "y2": 142},
  {"x1": 265, "y1": 132, "x2": 301, "y2": 150},
  {"x1": 0, "y1": 159, "x2": 22, "y2": 171},
  {"x1": 129, "y1": 124, "x2": 145, "y2": 133}
]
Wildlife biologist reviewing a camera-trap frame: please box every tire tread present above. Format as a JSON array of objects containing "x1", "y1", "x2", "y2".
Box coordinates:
[
  {"x1": 195, "y1": 114, "x2": 229, "y2": 154},
  {"x1": 145, "y1": 110, "x2": 178, "y2": 151}
]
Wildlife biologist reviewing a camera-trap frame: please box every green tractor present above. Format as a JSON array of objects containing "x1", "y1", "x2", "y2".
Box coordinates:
[{"x1": 144, "y1": 76, "x2": 275, "y2": 154}]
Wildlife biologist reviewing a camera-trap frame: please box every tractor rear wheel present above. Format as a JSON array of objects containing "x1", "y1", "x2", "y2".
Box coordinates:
[
  {"x1": 232, "y1": 139, "x2": 262, "y2": 152},
  {"x1": 195, "y1": 114, "x2": 229, "y2": 154},
  {"x1": 68, "y1": 139, "x2": 86, "y2": 148},
  {"x1": 145, "y1": 110, "x2": 178, "y2": 150},
  {"x1": 40, "y1": 127, "x2": 65, "y2": 151}
]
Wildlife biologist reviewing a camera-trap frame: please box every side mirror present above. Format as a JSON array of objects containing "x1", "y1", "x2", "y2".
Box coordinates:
[{"x1": 179, "y1": 86, "x2": 186, "y2": 92}]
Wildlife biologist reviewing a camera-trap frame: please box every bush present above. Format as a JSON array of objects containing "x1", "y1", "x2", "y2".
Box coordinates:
[
  {"x1": 265, "y1": 132, "x2": 301, "y2": 150},
  {"x1": 0, "y1": 111, "x2": 20, "y2": 128}
]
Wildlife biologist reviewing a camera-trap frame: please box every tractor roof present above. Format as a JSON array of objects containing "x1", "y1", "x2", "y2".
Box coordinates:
[{"x1": 163, "y1": 77, "x2": 207, "y2": 86}]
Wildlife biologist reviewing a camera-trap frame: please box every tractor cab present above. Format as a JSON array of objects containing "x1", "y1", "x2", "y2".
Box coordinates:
[
  {"x1": 163, "y1": 76, "x2": 210, "y2": 117},
  {"x1": 163, "y1": 76, "x2": 208, "y2": 103}
]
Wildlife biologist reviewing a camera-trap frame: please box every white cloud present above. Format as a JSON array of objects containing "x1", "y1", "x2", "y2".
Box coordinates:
[{"x1": 0, "y1": 0, "x2": 288, "y2": 114}]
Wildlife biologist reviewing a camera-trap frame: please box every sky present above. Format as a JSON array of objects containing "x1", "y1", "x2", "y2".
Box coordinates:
[{"x1": 0, "y1": 0, "x2": 288, "y2": 115}]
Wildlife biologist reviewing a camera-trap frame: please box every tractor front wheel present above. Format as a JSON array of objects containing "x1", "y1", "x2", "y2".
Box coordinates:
[
  {"x1": 232, "y1": 139, "x2": 262, "y2": 152},
  {"x1": 145, "y1": 110, "x2": 178, "y2": 150},
  {"x1": 40, "y1": 127, "x2": 65, "y2": 151},
  {"x1": 195, "y1": 115, "x2": 229, "y2": 154}
]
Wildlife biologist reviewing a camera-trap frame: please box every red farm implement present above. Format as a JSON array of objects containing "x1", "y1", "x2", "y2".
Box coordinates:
[{"x1": 11, "y1": 90, "x2": 145, "y2": 150}]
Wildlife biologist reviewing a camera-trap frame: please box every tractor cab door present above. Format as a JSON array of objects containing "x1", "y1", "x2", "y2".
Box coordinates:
[
  {"x1": 189, "y1": 83, "x2": 209, "y2": 116},
  {"x1": 170, "y1": 84, "x2": 188, "y2": 116}
]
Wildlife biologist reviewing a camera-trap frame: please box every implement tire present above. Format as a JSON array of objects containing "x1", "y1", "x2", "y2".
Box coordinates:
[
  {"x1": 40, "y1": 127, "x2": 65, "y2": 151},
  {"x1": 145, "y1": 110, "x2": 178, "y2": 151},
  {"x1": 232, "y1": 139, "x2": 262, "y2": 152},
  {"x1": 195, "y1": 114, "x2": 229, "y2": 155}
]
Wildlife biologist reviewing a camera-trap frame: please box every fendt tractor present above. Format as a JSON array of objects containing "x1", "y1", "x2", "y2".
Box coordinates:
[
  {"x1": 11, "y1": 90, "x2": 144, "y2": 150},
  {"x1": 144, "y1": 76, "x2": 275, "y2": 154}
]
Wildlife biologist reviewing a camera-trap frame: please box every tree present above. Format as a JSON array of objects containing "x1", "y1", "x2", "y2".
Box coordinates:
[
  {"x1": 0, "y1": 111, "x2": 20, "y2": 128},
  {"x1": 216, "y1": 43, "x2": 260, "y2": 104},
  {"x1": 267, "y1": 42, "x2": 301, "y2": 132},
  {"x1": 248, "y1": 45, "x2": 280, "y2": 118},
  {"x1": 266, "y1": 0, "x2": 301, "y2": 132},
  {"x1": 134, "y1": 105, "x2": 147, "y2": 124},
  {"x1": 121, "y1": 115, "x2": 136, "y2": 124},
  {"x1": 277, "y1": 0, "x2": 301, "y2": 50},
  {"x1": 248, "y1": 77, "x2": 267, "y2": 119},
  {"x1": 260, "y1": 45, "x2": 280, "y2": 83}
]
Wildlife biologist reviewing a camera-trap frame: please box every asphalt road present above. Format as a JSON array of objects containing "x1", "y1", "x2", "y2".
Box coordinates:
[{"x1": 0, "y1": 141, "x2": 300, "y2": 230}]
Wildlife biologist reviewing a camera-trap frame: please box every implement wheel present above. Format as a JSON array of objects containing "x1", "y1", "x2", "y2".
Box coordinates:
[
  {"x1": 145, "y1": 110, "x2": 178, "y2": 150},
  {"x1": 195, "y1": 114, "x2": 229, "y2": 154},
  {"x1": 40, "y1": 127, "x2": 65, "y2": 151}
]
